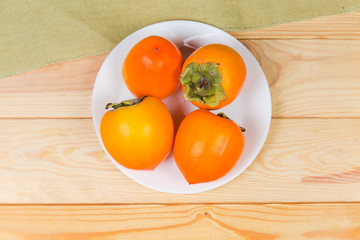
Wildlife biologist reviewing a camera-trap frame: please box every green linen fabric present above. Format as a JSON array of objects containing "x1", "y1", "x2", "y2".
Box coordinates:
[{"x1": 1, "y1": 0, "x2": 359, "y2": 78}]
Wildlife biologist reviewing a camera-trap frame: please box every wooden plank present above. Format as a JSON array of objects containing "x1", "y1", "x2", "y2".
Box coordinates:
[
  {"x1": 0, "y1": 54, "x2": 107, "y2": 118},
  {"x1": 242, "y1": 39, "x2": 360, "y2": 117},
  {"x1": 0, "y1": 203, "x2": 359, "y2": 239},
  {"x1": 1, "y1": 39, "x2": 359, "y2": 118},
  {"x1": 1, "y1": 118, "x2": 359, "y2": 204},
  {"x1": 230, "y1": 10, "x2": 360, "y2": 39}
]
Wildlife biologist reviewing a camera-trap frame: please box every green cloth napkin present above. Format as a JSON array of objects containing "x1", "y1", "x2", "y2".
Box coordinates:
[{"x1": 1, "y1": 0, "x2": 359, "y2": 78}]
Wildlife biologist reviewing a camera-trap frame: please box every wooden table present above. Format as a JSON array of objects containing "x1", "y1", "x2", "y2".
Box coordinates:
[{"x1": 1, "y1": 11, "x2": 360, "y2": 239}]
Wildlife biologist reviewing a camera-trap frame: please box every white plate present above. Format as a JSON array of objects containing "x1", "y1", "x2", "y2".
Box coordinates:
[{"x1": 92, "y1": 20, "x2": 271, "y2": 194}]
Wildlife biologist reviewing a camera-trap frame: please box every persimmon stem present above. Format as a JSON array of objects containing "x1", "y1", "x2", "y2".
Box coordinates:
[
  {"x1": 198, "y1": 77, "x2": 209, "y2": 89},
  {"x1": 217, "y1": 112, "x2": 229, "y2": 119},
  {"x1": 217, "y1": 112, "x2": 246, "y2": 132},
  {"x1": 105, "y1": 96, "x2": 146, "y2": 110}
]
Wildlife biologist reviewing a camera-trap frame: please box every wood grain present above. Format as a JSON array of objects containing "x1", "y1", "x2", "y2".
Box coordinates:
[
  {"x1": 0, "y1": 54, "x2": 107, "y2": 118},
  {"x1": 230, "y1": 10, "x2": 360, "y2": 39},
  {"x1": 1, "y1": 39, "x2": 359, "y2": 118},
  {"x1": 0, "y1": 203, "x2": 359, "y2": 239},
  {"x1": 242, "y1": 39, "x2": 360, "y2": 118},
  {"x1": 1, "y1": 9, "x2": 360, "y2": 239},
  {"x1": 1, "y1": 118, "x2": 359, "y2": 204}
]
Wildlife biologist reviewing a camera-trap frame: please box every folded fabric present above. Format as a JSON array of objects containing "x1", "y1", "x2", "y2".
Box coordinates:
[{"x1": 1, "y1": 0, "x2": 359, "y2": 78}]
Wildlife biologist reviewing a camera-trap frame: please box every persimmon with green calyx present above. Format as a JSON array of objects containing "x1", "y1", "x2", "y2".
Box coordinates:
[
  {"x1": 174, "y1": 109, "x2": 245, "y2": 184},
  {"x1": 122, "y1": 36, "x2": 183, "y2": 100},
  {"x1": 180, "y1": 44, "x2": 246, "y2": 109},
  {"x1": 100, "y1": 96, "x2": 174, "y2": 170}
]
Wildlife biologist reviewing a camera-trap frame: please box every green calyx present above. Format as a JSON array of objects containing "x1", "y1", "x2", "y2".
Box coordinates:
[
  {"x1": 105, "y1": 96, "x2": 146, "y2": 110},
  {"x1": 180, "y1": 62, "x2": 225, "y2": 107}
]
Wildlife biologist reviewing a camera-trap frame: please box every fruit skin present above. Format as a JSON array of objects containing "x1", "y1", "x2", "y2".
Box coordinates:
[
  {"x1": 180, "y1": 44, "x2": 246, "y2": 109},
  {"x1": 122, "y1": 36, "x2": 183, "y2": 100},
  {"x1": 100, "y1": 96, "x2": 174, "y2": 170},
  {"x1": 174, "y1": 109, "x2": 245, "y2": 184}
]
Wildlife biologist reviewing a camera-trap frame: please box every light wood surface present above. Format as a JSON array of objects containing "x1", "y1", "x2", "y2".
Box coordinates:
[
  {"x1": 2, "y1": 39, "x2": 360, "y2": 118},
  {"x1": 0, "y1": 204, "x2": 359, "y2": 240},
  {"x1": 232, "y1": 10, "x2": 360, "y2": 39},
  {"x1": 1, "y1": 10, "x2": 360, "y2": 239},
  {"x1": 1, "y1": 118, "x2": 360, "y2": 203},
  {"x1": 0, "y1": 11, "x2": 360, "y2": 118}
]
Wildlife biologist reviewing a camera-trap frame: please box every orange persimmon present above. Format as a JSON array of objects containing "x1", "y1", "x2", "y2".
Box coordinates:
[
  {"x1": 174, "y1": 109, "x2": 245, "y2": 184},
  {"x1": 122, "y1": 36, "x2": 183, "y2": 100},
  {"x1": 100, "y1": 96, "x2": 174, "y2": 170},
  {"x1": 180, "y1": 44, "x2": 246, "y2": 109}
]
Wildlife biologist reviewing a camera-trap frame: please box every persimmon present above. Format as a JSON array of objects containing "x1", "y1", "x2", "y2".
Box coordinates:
[
  {"x1": 174, "y1": 109, "x2": 245, "y2": 184},
  {"x1": 122, "y1": 36, "x2": 183, "y2": 100},
  {"x1": 180, "y1": 44, "x2": 246, "y2": 109},
  {"x1": 100, "y1": 96, "x2": 174, "y2": 170}
]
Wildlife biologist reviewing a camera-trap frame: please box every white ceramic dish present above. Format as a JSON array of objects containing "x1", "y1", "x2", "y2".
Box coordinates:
[{"x1": 92, "y1": 20, "x2": 272, "y2": 194}]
